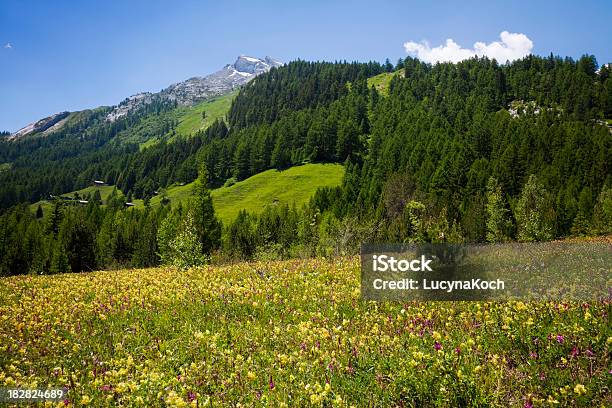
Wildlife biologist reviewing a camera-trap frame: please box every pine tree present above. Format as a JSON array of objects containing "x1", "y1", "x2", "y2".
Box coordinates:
[
  {"x1": 24, "y1": 221, "x2": 45, "y2": 274},
  {"x1": 47, "y1": 201, "x2": 63, "y2": 236},
  {"x1": 571, "y1": 187, "x2": 593, "y2": 235},
  {"x1": 36, "y1": 204, "x2": 43, "y2": 219},
  {"x1": 335, "y1": 120, "x2": 360, "y2": 161},
  {"x1": 233, "y1": 142, "x2": 251, "y2": 180},
  {"x1": 191, "y1": 165, "x2": 222, "y2": 256},
  {"x1": 384, "y1": 58, "x2": 393, "y2": 72},
  {"x1": 96, "y1": 211, "x2": 117, "y2": 268},
  {"x1": 271, "y1": 136, "x2": 291, "y2": 169},
  {"x1": 50, "y1": 242, "x2": 70, "y2": 274},
  {"x1": 132, "y1": 214, "x2": 159, "y2": 267},
  {"x1": 62, "y1": 215, "x2": 97, "y2": 272},
  {"x1": 395, "y1": 58, "x2": 405, "y2": 71},
  {"x1": 157, "y1": 210, "x2": 180, "y2": 265},
  {"x1": 226, "y1": 210, "x2": 256, "y2": 259},
  {"x1": 591, "y1": 186, "x2": 612, "y2": 234},
  {"x1": 92, "y1": 190, "x2": 102, "y2": 205},
  {"x1": 404, "y1": 200, "x2": 426, "y2": 242}
]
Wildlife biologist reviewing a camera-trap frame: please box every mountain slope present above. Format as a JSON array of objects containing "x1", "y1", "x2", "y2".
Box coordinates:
[
  {"x1": 3, "y1": 55, "x2": 612, "y2": 277},
  {"x1": 8, "y1": 56, "x2": 282, "y2": 140},
  {"x1": 30, "y1": 163, "x2": 345, "y2": 224},
  {"x1": 8, "y1": 111, "x2": 71, "y2": 140},
  {"x1": 136, "y1": 163, "x2": 345, "y2": 223},
  {"x1": 106, "y1": 56, "x2": 281, "y2": 122}
]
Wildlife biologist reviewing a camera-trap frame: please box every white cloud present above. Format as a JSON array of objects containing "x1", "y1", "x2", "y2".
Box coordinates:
[
  {"x1": 4, "y1": 42, "x2": 12, "y2": 49},
  {"x1": 403, "y1": 31, "x2": 533, "y2": 64}
]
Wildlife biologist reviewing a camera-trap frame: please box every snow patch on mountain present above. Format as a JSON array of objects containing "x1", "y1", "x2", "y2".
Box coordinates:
[{"x1": 106, "y1": 56, "x2": 282, "y2": 122}]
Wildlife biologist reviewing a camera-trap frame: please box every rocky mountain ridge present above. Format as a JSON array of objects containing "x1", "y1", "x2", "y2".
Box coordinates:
[
  {"x1": 9, "y1": 56, "x2": 282, "y2": 139},
  {"x1": 7, "y1": 111, "x2": 71, "y2": 141},
  {"x1": 107, "y1": 56, "x2": 281, "y2": 122}
]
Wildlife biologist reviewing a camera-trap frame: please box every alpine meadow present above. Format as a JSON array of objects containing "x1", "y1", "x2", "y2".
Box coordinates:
[{"x1": 1, "y1": 6, "x2": 612, "y2": 406}]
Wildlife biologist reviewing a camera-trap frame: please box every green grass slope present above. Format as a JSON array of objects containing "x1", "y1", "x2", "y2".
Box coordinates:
[
  {"x1": 30, "y1": 185, "x2": 122, "y2": 216},
  {"x1": 367, "y1": 70, "x2": 404, "y2": 96},
  {"x1": 137, "y1": 91, "x2": 236, "y2": 149},
  {"x1": 136, "y1": 163, "x2": 345, "y2": 223},
  {"x1": 31, "y1": 164, "x2": 344, "y2": 224},
  {"x1": 212, "y1": 163, "x2": 344, "y2": 222},
  {"x1": 174, "y1": 91, "x2": 236, "y2": 138}
]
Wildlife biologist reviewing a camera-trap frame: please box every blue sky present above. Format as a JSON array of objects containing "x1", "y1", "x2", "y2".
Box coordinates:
[{"x1": 1, "y1": 0, "x2": 611, "y2": 132}]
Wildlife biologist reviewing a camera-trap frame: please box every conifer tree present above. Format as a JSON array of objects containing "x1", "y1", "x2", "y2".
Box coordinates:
[
  {"x1": 61, "y1": 215, "x2": 97, "y2": 272},
  {"x1": 191, "y1": 165, "x2": 221, "y2": 255},
  {"x1": 92, "y1": 190, "x2": 102, "y2": 205},
  {"x1": 96, "y1": 211, "x2": 117, "y2": 268},
  {"x1": 47, "y1": 201, "x2": 63, "y2": 236},
  {"x1": 571, "y1": 187, "x2": 593, "y2": 235},
  {"x1": 157, "y1": 210, "x2": 180, "y2": 265},
  {"x1": 335, "y1": 121, "x2": 360, "y2": 161},
  {"x1": 132, "y1": 214, "x2": 159, "y2": 267},
  {"x1": 226, "y1": 210, "x2": 256, "y2": 259},
  {"x1": 404, "y1": 200, "x2": 426, "y2": 242},
  {"x1": 591, "y1": 186, "x2": 612, "y2": 234},
  {"x1": 50, "y1": 242, "x2": 70, "y2": 274}
]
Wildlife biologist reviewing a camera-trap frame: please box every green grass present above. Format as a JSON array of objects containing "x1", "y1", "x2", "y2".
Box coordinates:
[
  {"x1": 367, "y1": 70, "x2": 403, "y2": 96},
  {"x1": 173, "y1": 91, "x2": 236, "y2": 138},
  {"x1": 66, "y1": 185, "x2": 120, "y2": 200},
  {"x1": 0, "y1": 163, "x2": 10, "y2": 172},
  {"x1": 211, "y1": 163, "x2": 344, "y2": 223},
  {"x1": 29, "y1": 185, "x2": 122, "y2": 217},
  {"x1": 31, "y1": 164, "x2": 344, "y2": 224},
  {"x1": 135, "y1": 163, "x2": 345, "y2": 223},
  {"x1": 117, "y1": 91, "x2": 236, "y2": 149},
  {"x1": 133, "y1": 182, "x2": 194, "y2": 210}
]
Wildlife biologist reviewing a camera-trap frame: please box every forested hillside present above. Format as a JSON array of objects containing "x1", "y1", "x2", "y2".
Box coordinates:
[{"x1": 1, "y1": 55, "x2": 611, "y2": 276}]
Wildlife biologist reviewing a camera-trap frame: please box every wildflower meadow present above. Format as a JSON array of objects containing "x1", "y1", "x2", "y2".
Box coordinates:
[{"x1": 0, "y1": 257, "x2": 610, "y2": 407}]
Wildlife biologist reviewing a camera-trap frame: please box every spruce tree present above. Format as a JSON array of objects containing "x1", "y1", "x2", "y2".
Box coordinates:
[
  {"x1": 50, "y1": 242, "x2": 70, "y2": 274},
  {"x1": 47, "y1": 201, "x2": 63, "y2": 236},
  {"x1": 191, "y1": 165, "x2": 221, "y2": 256},
  {"x1": 62, "y1": 215, "x2": 97, "y2": 272},
  {"x1": 591, "y1": 186, "x2": 612, "y2": 234},
  {"x1": 227, "y1": 210, "x2": 256, "y2": 259},
  {"x1": 132, "y1": 214, "x2": 159, "y2": 267},
  {"x1": 92, "y1": 190, "x2": 102, "y2": 205},
  {"x1": 571, "y1": 187, "x2": 593, "y2": 235}
]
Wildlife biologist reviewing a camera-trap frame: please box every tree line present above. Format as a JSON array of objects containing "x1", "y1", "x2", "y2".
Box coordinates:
[{"x1": 1, "y1": 54, "x2": 611, "y2": 276}]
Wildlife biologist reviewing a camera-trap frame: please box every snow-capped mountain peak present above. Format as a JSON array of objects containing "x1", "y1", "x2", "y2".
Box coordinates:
[
  {"x1": 232, "y1": 55, "x2": 282, "y2": 75},
  {"x1": 109, "y1": 55, "x2": 282, "y2": 119}
]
